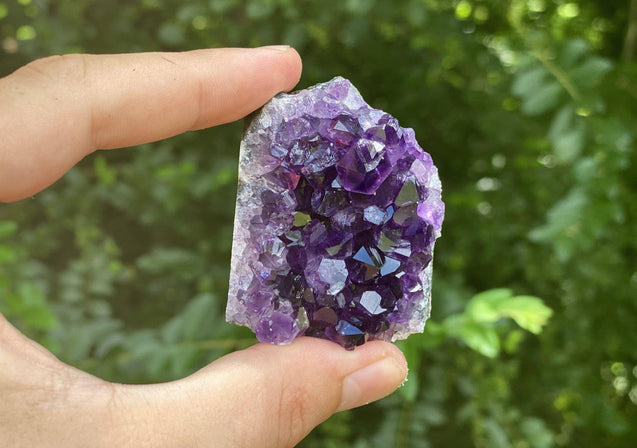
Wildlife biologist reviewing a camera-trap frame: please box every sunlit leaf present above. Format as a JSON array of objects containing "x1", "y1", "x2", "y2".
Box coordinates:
[
  {"x1": 466, "y1": 288, "x2": 513, "y2": 322},
  {"x1": 494, "y1": 296, "x2": 553, "y2": 334},
  {"x1": 445, "y1": 316, "x2": 500, "y2": 358}
]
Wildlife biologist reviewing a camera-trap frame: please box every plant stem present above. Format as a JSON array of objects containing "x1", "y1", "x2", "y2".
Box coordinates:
[
  {"x1": 533, "y1": 50, "x2": 581, "y2": 101},
  {"x1": 396, "y1": 399, "x2": 414, "y2": 448},
  {"x1": 623, "y1": 0, "x2": 637, "y2": 61}
]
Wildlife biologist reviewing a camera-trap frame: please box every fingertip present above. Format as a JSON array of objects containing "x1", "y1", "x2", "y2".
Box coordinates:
[
  {"x1": 380, "y1": 340, "x2": 409, "y2": 378},
  {"x1": 336, "y1": 341, "x2": 408, "y2": 412},
  {"x1": 281, "y1": 46, "x2": 303, "y2": 92},
  {"x1": 254, "y1": 45, "x2": 303, "y2": 94},
  {"x1": 185, "y1": 46, "x2": 303, "y2": 131}
]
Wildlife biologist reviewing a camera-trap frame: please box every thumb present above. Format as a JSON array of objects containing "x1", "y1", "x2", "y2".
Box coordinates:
[{"x1": 116, "y1": 337, "x2": 407, "y2": 448}]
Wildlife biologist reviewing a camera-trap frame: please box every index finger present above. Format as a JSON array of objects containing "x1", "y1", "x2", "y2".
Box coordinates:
[{"x1": 0, "y1": 46, "x2": 302, "y2": 202}]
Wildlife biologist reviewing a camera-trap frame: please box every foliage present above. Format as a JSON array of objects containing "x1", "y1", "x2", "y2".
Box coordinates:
[{"x1": 1, "y1": 0, "x2": 636, "y2": 446}]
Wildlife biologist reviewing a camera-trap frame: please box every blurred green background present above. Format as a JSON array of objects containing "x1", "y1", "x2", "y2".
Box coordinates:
[{"x1": 1, "y1": 0, "x2": 636, "y2": 446}]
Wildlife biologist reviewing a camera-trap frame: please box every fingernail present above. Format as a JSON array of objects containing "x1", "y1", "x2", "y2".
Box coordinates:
[
  {"x1": 337, "y1": 357, "x2": 407, "y2": 412},
  {"x1": 257, "y1": 45, "x2": 291, "y2": 52}
]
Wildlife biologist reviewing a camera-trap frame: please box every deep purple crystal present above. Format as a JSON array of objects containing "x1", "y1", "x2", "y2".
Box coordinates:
[{"x1": 227, "y1": 77, "x2": 444, "y2": 349}]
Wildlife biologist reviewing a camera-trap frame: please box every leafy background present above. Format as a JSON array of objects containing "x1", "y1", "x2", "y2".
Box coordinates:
[{"x1": 1, "y1": 0, "x2": 636, "y2": 446}]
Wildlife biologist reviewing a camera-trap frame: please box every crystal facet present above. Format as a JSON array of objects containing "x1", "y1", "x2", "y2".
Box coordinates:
[{"x1": 227, "y1": 77, "x2": 445, "y2": 349}]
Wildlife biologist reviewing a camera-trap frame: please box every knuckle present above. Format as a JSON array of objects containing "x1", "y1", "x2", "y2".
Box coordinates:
[
  {"x1": 20, "y1": 54, "x2": 99, "y2": 150},
  {"x1": 20, "y1": 54, "x2": 60, "y2": 77},
  {"x1": 21, "y1": 54, "x2": 89, "y2": 83}
]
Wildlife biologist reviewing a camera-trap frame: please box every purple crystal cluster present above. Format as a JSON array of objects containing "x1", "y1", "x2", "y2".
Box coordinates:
[{"x1": 227, "y1": 77, "x2": 444, "y2": 349}]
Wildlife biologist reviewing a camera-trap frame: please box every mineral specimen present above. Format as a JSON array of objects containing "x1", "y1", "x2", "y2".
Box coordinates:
[{"x1": 227, "y1": 77, "x2": 444, "y2": 349}]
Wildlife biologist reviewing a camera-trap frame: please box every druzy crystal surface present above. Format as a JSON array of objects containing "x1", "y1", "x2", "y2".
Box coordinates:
[{"x1": 227, "y1": 77, "x2": 444, "y2": 349}]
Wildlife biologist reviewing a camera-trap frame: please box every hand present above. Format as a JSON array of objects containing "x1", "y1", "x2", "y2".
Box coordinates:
[{"x1": 0, "y1": 47, "x2": 408, "y2": 448}]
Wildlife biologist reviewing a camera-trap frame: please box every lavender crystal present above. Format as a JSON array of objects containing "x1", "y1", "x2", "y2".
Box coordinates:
[{"x1": 227, "y1": 77, "x2": 444, "y2": 349}]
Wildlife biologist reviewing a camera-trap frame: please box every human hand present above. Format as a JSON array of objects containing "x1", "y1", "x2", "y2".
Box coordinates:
[{"x1": 0, "y1": 47, "x2": 408, "y2": 447}]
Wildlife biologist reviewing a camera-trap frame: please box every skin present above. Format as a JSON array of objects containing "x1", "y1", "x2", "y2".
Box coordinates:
[{"x1": 0, "y1": 46, "x2": 408, "y2": 448}]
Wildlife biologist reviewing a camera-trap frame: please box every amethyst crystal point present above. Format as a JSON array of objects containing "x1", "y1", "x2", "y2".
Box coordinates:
[{"x1": 227, "y1": 77, "x2": 445, "y2": 350}]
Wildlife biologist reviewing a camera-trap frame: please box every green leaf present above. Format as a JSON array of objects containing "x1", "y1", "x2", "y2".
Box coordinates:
[
  {"x1": 461, "y1": 322, "x2": 499, "y2": 357},
  {"x1": 521, "y1": 81, "x2": 563, "y2": 116},
  {"x1": 511, "y1": 67, "x2": 549, "y2": 97},
  {"x1": 161, "y1": 293, "x2": 216, "y2": 342},
  {"x1": 445, "y1": 316, "x2": 500, "y2": 358},
  {"x1": 0, "y1": 245, "x2": 17, "y2": 264},
  {"x1": 548, "y1": 104, "x2": 586, "y2": 164},
  {"x1": 495, "y1": 296, "x2": 553, "y2": 334},
  {"x1": 573, "y1": 157, "x2": 596, "y2": 182},
  {"x1": 548, "y1": 105, "x2": 575, "y2": 143},
  {"x1": 560, "y1": 39, "x2": 589, "y2": 68},
  {"x1": 465, "y1": 288, "x2": 513, "y2": 322},
  {"x1": 0, "y1": 221, "x2": 18, "y2": 239},
  {"x1": 595, "y1": 117, "x2": 633, "y2": 152},
  {"x1": 16, "y1": 283, "x2": 59, "y2": 330},
  {"x1": 553, "y1": 127, "x2": 586, "y2": 164},
  {"x1": 465, "y1": 289, "x2": 552, "y2": 335},
  {"x1": 94, "y1": 156, "x2": 116, "y2": 186},
  {"x1": 483, "y1": 418, "x2": 512, "y2": 448},
  {"x1": 521, "y1": 417, "x2": 554, "y2": 448},
  {"x1": 21, "y1": 305, "x2": 59, "y2": 330},
  {"x1": 529, "y1": 188, "x2": 587, "y2": 248},
  {"x1": 571, "y1": 57, "x2": 612, "y2": 88}
]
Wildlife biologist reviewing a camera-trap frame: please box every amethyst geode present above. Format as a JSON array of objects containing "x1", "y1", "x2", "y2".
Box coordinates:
[{"x1": 227, "y1": 77, "x2": 444, "y2": 349}]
